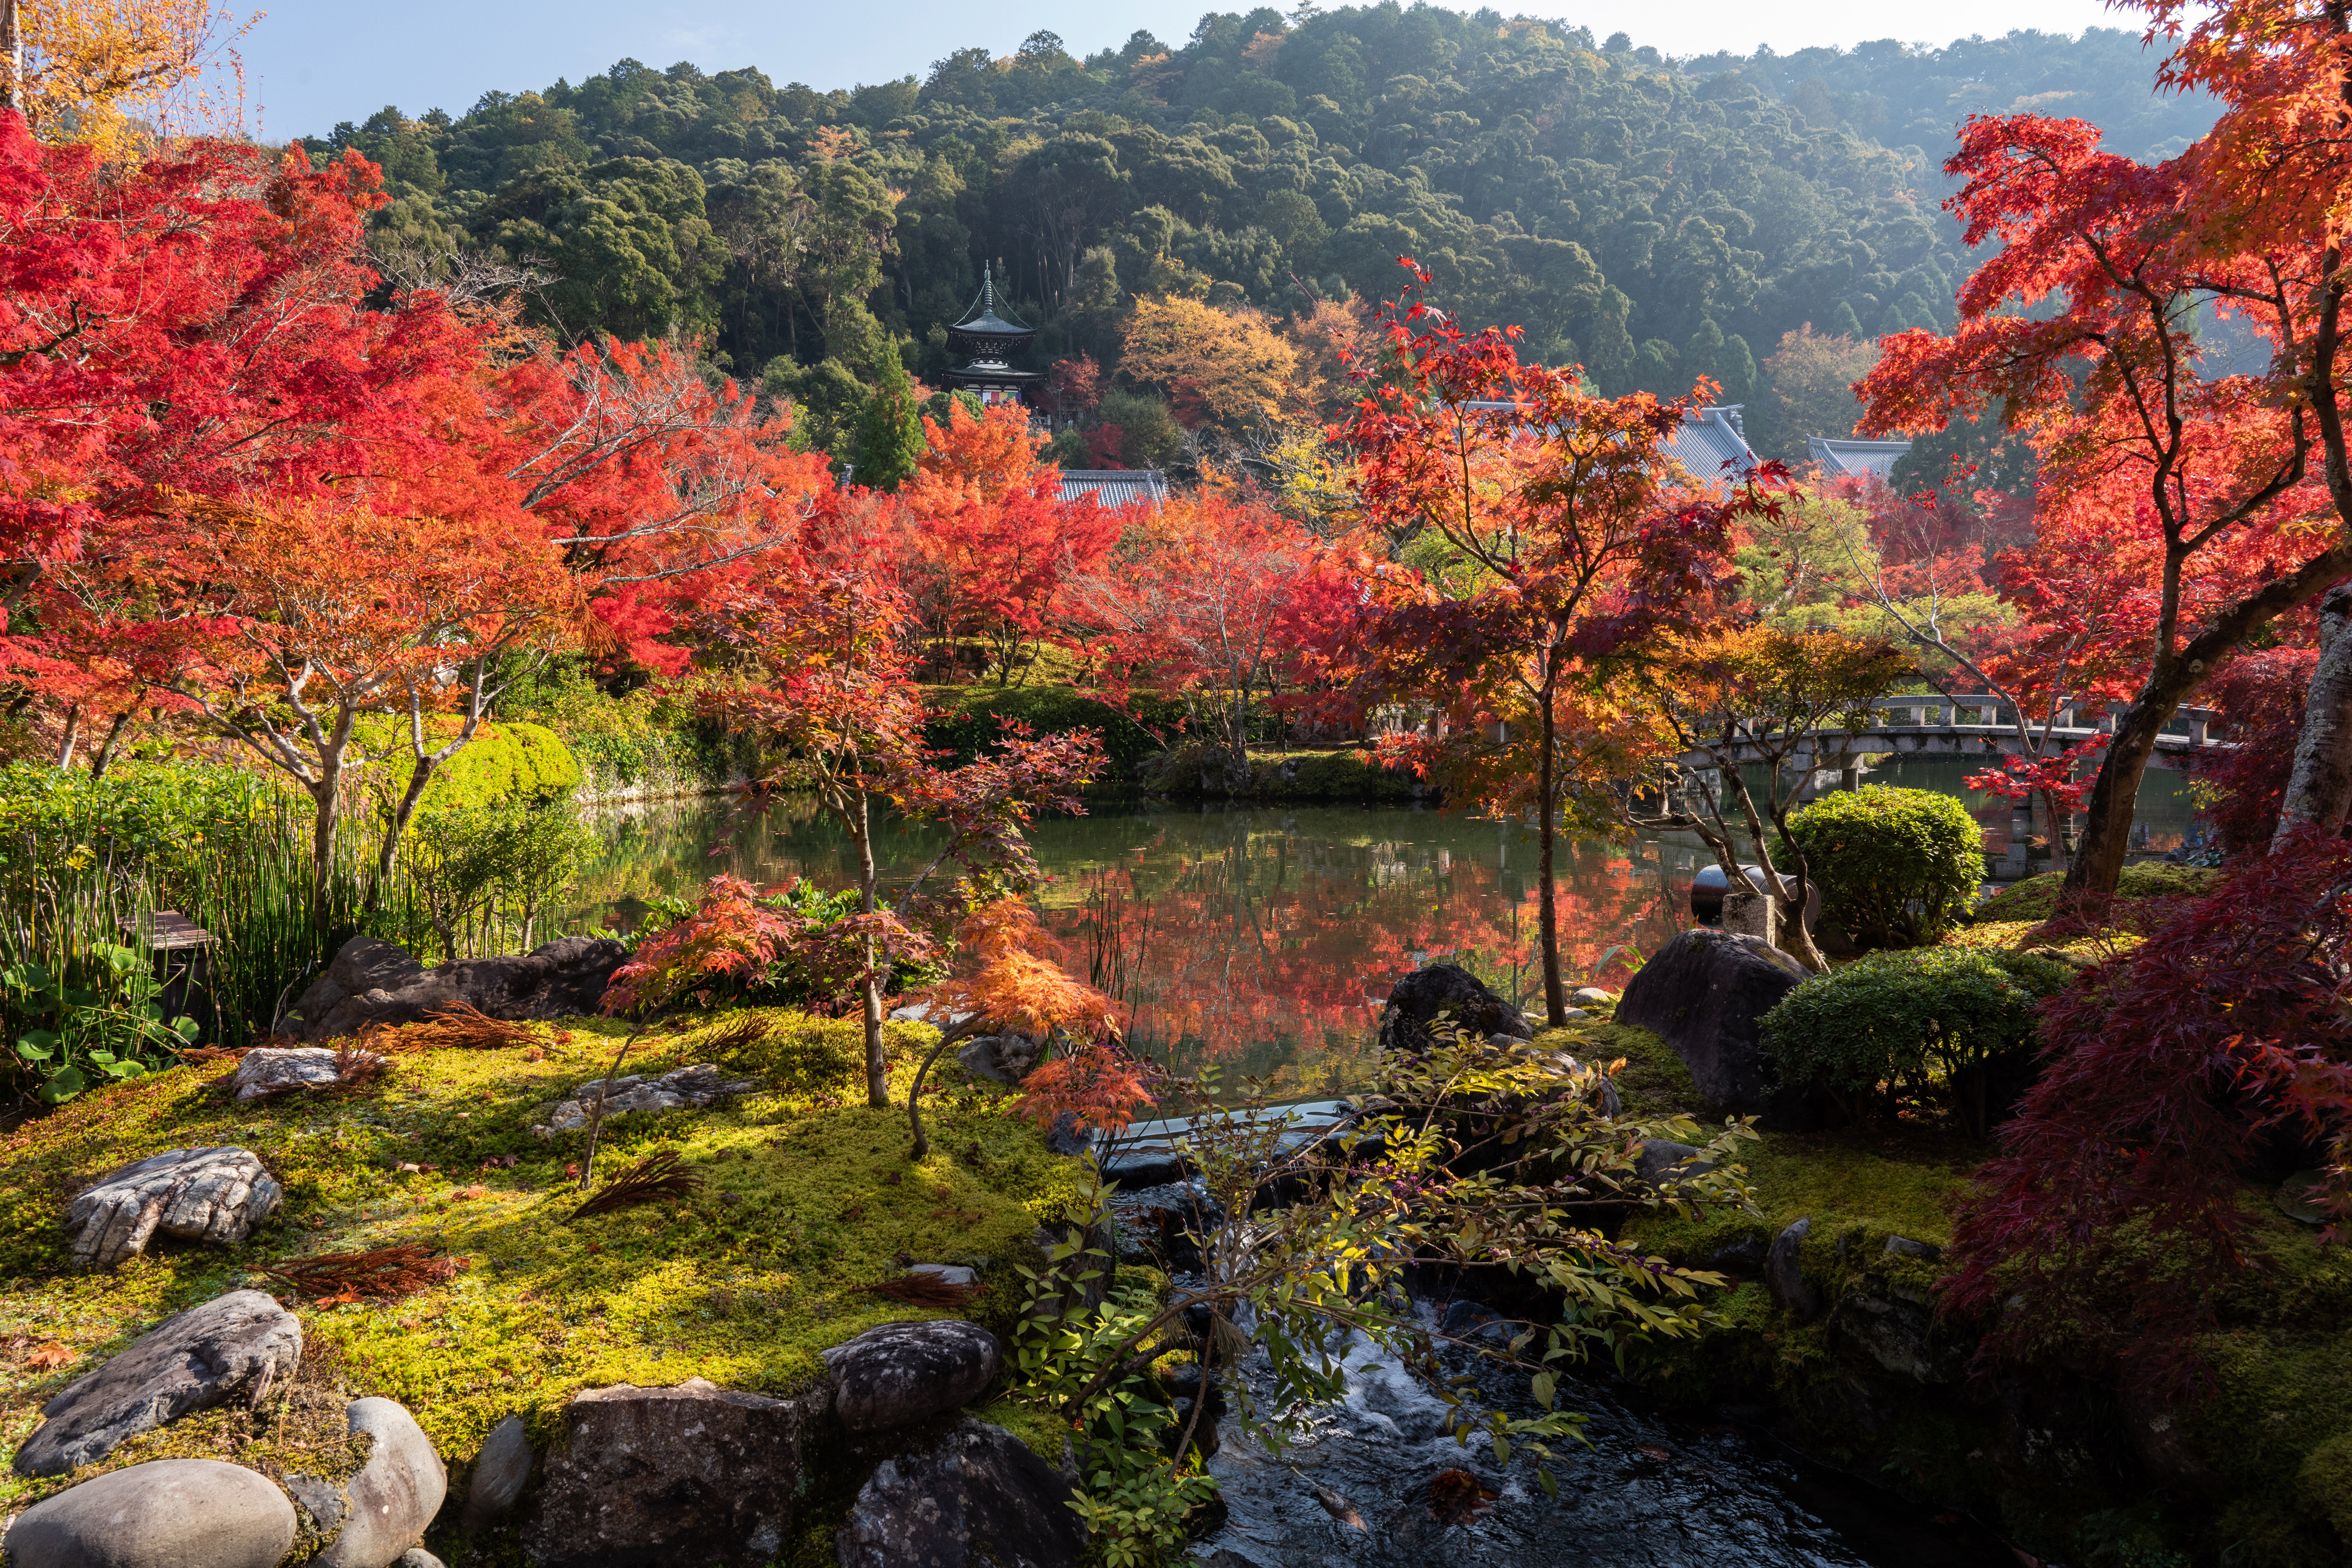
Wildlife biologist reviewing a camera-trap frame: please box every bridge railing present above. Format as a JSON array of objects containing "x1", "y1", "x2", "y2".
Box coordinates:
[{"x1": 1854, "y1": 696, "x2": 2222, "y2": 745}]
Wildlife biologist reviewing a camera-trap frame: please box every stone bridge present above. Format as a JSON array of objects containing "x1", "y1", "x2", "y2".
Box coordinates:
[{"x1": 1674, "y1": 695, "x2": 2227, "y2": 780}]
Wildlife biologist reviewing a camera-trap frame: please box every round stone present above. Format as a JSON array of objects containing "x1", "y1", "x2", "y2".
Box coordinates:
[{"x1": 3, "y1": 1458, "x2": 297, "y2": 1568}]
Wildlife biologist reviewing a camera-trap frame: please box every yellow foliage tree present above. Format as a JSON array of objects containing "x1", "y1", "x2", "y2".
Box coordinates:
[
  {"x1": 2, "y1": 0, "x2": 248, "y2": 155},
  {"x1": 1118, "y1": 295, "x2": 1300, "y2": 434}
]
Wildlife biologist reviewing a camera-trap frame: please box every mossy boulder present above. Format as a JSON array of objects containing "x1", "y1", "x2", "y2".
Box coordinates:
[{"x1": 0, "y1": 1009, "x2": 1098, "y2": 1559}]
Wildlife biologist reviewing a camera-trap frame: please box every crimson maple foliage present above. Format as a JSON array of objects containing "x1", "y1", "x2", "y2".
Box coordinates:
[
  {"x1": 1856, "y1": 34, "x2": 2352, "y2": 891},
  {"x1": 900, "y1": 402, "x2": 1121, "y2": 684},
  {"x1": 1339, "y1": 263, "x2": 1766, "y2": 1021}
]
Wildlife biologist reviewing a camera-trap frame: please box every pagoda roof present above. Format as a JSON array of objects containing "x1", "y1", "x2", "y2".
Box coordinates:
[{"x1": 947, "y1": 263, "x2": 1035, "y2": 356}]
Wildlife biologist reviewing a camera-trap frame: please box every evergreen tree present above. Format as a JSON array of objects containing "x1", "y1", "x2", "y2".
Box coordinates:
[{"x1": 851, "y1": 339, "x2": 925, "y2": 491}]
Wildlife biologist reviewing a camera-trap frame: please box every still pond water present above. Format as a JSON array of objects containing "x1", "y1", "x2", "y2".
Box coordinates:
[{"x1": 562, "y1": 757, "x2": 2198, "y2": 1095}]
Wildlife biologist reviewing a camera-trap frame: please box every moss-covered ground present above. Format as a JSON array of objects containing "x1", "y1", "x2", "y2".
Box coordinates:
[{"x1": 0, "y1": 1011, "x2": 1095, "y2": 1549}]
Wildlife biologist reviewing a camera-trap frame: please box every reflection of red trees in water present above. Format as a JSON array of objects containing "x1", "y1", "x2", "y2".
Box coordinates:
[{"x1": 1037, "y1": 827, "x2": 1683, "y2": 1091}]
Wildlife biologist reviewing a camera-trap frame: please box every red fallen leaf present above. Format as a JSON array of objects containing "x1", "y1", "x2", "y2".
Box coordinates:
[
  {"x1": 1428, "y1": 1467, "x2": 1497, "y2": 1526},
  {"x1": 1637, "y1": 1444, "x2": 1671, "y2": 1461},
  {"x1": 22, "y1": 1343, "x2": 76, "y2": 1370}
]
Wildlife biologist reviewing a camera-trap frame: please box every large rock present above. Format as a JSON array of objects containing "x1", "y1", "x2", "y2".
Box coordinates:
[
  {"x1": 525, "y1": 1378, "x2": 802, "y2": 1568},
  {"x1": 14, "y1": 1290, "x2": 301, "y2": 1477},
  {"x1": 821, "y1": 1321, "x2": 1003, "y2": 1432},
  {"x1": 285, "y1": 935, "x2": 628, "y2": 1043},
  {"x1": 1377, "y1": 963, "x2": 1533, "y2": 1056},
  {"x1": 64, "y1": 1147, "x2": 285, "y2": 1271},
  {"x1": 302, "y1": 1397, "x2": 447, "y2": 1568},
  {"x1": 956, "y1": 1032, "x2": 1044, "y2": 1086},
  {"x1": 1615, "y1": 929, "x2": 1823, "y2": 1128},
  {"x1": 462, "y1": 1413, "x2": 534, "y2": 1529},
  {"x1": 1830, "y1": 1289, "x2": 1970, "y2": 1384},
  {"x1": 2, "y1": 1458, "x2": 297, "y2": 1568},
  {"x1": 836, "y1": 1418, "x2": 1085, "y2": 1568},
  {"x1": 230, "y1": 1047, "x2": 382, "y2": 1103},
  {"x1": 539, "y1": 1063, "x2": 754, "y2": 1133}
]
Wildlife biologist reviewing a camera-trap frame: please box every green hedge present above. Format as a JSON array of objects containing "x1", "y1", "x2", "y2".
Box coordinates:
[
  {"x1": 1760, "y1": 946, "x2": 2073, "y2": 1135},
  {"x1": 1789, "y1": 785, "x2": 1983, "y2": 949}
]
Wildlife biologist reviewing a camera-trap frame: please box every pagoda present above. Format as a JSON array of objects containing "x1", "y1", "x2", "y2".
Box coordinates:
[{"x1": 944, "y1": 263, "x2": 1043, "y2": 408}]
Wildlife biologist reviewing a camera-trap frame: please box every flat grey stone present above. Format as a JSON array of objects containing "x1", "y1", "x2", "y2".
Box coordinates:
[
  {"x1": 2, "y1": 1458, "x2": 296, "y2": 1568},
  {"x1": 956, "y1": 1033, "x2": 1044, "y2": 1086},
  {"x1": 396, "y1": 1552, "x2": 448, "y2": 1568},
  {"x1": 231, "y1": 1047, "x2": 377, "y2": 1103},
  {"x1": 64, "y1": 1148, "x2": 285, "y2": 1271},
  {"x1": 907, "y1": 1264, "x2": 979, "y2": 1289},
  {"x1": 284, "y1": 1472, "x2": 344, "y2": 1536},
  {"x1": 542, "y1": 1063, "x2": 754, "y2": 1132},
  {"x1": 821, "y1": 1320, "x2": 1002, "y2": 1432},
  {"x1": 525, "y1": 1378, "x2": 804, "y2": 1568},
  {"x1": 837, "y1": 1418, "x2": 1084, "y2": 1568},
  {"x1": 463, "y1": 1412, "x2": 533, "y2": 1529},
  {"x1": 14, "y1": 1290, "x2": 301, "y2": 1477},
  {"x1": 1883, "y1": 1235, "x2": 1943, "y2": 1261},
  {"x1": 305, "y1": 1397, "x2": 446, "y2": 1568}
]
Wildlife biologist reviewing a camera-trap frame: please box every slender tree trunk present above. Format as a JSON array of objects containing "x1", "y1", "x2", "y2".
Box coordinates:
[
  {"x1": 54, "y1": 702, "x2": 79, "y2": 769},
  {"x1": 2275, "y1": 581, "x2": 2352, "y2": 847},
  {"x1": 855, "y1": 788, "x2": 888, "y2": 1107},
  {"x1": 2064, "y1": 699, "x2": 2173, "y2": 897},
  {"x1": 1537, "y1": 668, "x2": 1565, "y2": 1026},
  {"x1": 1, "y1": 0, "x2": 21, "y2": 116},
  {"x1": 88, "y1": 711, "x2": 131, "y2": 778}
]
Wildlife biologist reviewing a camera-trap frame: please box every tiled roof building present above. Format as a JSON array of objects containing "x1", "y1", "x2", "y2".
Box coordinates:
[
  {"x1": 1807, "y1": 436, "x2": 1913, "y2": 479},
  {"x1": 1058, "y1": 469, "x2": 1168, "y2": 508}
]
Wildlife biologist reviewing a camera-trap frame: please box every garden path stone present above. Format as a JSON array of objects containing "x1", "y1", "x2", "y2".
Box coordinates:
[
  {"x1": 64, "y1": 1147, "x2": 284, "y2": 1271},
  {"x1": 836, "y1": 1417, "x2": 1085, "y2": 1568},
  {"x1": 303, "y1": 1397, "x2": 446, "y2": 1568},
  {"x1": 286, "y1": 934, "x2": 629, "y2": 1042},
  {"x1": 1616, "y1": 929, "x2": 1826, "y2": 1128},
  {"x1": 1378, "y1": 963, "x2": 1533, "y2": 1054},
  {"x1": 524, "y1": 1377, "x2": 804, "y2": 1568},
  {"x1": 461, "y1": 1412, "x2": 534, "y2": 1529},
  {"x1": 1, "y1": 1457, "x2": 296, "y2": 1568},
  {"x1": 821, "y1": 1320, "x2": 1002, "y2": 1431},
  {"x1": 13, "y1": 1289, "x2": 301, "y2": 1477}
]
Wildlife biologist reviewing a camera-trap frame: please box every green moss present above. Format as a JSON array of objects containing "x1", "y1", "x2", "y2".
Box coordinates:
[
  {"x1": 1529, "y1": 1020, "x2": 1700, "y2": 1118},
  {"x1": 1973, "y1": 863, "x2": 2220, "y2": 924},
  {"x1": 0, "y1": 1009, "x2": 1091, "y2": 1511}
]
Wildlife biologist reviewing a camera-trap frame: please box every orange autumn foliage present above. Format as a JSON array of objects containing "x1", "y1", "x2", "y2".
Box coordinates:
[{"x1": 922, "y1": 898, "x2": 1122, "y2": 1045}]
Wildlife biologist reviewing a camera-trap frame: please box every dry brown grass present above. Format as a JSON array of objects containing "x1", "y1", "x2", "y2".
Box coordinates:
[
  {"x1": 851, "y1": 1273, "x2": 980, "y2": 1308},
  {"x1": 570, "y1": 1150, "x2": 702, "y2": 1220},
  {"x1": 258, "y1": 1243, "x2": 463, "y2": 1306},
  {"x1": 378, "y1": 1001, "x2": 539, "y2": 1053}
]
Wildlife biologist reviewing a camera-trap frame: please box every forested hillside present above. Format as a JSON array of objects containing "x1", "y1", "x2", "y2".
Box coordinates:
[{"x1": 308, "y1": 7, "x2": 2214, "y2": 460}]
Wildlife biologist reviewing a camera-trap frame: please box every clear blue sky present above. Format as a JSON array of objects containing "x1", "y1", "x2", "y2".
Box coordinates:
[{"x1": 245, "y1": 0, "x2": 2131, "y2": 142}]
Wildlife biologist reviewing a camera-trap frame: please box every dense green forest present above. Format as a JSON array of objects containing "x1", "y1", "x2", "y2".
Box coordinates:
[{"x1": 307, "y1": 6, "x2": 2215, "y2": 456}]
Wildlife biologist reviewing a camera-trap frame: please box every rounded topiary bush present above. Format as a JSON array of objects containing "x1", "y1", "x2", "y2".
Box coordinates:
[
  {"x1": 1759, "y1": 946, "x2": 2071, "y2": 1136},
  {"x1": 1788, "y1": 785, "x2": 1983, "y2": 948}
]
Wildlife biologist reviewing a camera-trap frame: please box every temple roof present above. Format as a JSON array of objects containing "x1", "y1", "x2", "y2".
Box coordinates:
[{"x1": 947, "y1": 263, "x2": 1035, "y2": 358}]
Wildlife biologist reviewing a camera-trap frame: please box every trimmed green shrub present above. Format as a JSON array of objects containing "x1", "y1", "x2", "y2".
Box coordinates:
[
  {"x1": 356, "y1": 719, "x2": 580, "y2": 814},
  {"x1": 1760, "y1": 946, "x2": 2071, "y2": 1136},
  {"x1": 1789, "y1": 785, "x2": 1983, "y2": 948}
]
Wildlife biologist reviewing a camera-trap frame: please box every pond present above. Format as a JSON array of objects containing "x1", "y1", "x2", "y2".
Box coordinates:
[{"x1": 558, "y1": 754, "x2": 2200, "y2": 1095}]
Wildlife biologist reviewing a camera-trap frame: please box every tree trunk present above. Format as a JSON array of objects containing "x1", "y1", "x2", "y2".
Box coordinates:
[
  {"x1": 2063, "y1": 698, "x2": 2174, "y2": 896},
  {"x1": 1537, "y1": 676, "x2": 1566, "y2": 1026},
  {"x1": 855, "y1": 789, "x2": 889, "y2": 1107},
  {"x1": 2275, "y1": 581, "x2": 2352, "y2": 847},
  {"x1": 53, "y1": 703, "x2": 79, "y2": 770},
  {"x1": 88, "y1": 711, "x2": 131, "y2": 778}
]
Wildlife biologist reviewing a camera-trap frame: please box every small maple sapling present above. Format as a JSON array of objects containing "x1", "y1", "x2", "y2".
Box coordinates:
[{"x1": 903, "y1": 898, "x2": 1133, "y2": 1161}]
